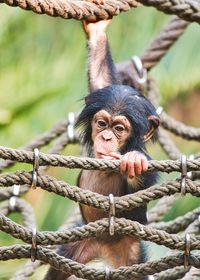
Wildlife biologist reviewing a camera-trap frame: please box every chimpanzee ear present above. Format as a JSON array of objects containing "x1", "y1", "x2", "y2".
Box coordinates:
[
  {"x1": 143, "y1": 115, "x2": 160, "y2": 143},
  {"x1": 85, "y1": 95, "x2": 91, "y2": 105}
]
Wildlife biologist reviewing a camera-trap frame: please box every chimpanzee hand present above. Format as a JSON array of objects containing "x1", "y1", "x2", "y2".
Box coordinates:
[
  {"x1": 109, "y1": 151, "x2": 148, "y2": 178},
  {"x1": 82, "y1": 19, "x2": 111, "y2": 39}
]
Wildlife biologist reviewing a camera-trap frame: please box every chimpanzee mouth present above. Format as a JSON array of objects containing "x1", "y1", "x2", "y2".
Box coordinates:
[{"x1": 96, "y1": 152, "x2": 115, "y2": 160}]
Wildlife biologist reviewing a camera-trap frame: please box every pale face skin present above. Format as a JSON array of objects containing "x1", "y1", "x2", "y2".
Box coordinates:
[{"x1": 91, "y1": 110, "x2": 148, "y2": 178}]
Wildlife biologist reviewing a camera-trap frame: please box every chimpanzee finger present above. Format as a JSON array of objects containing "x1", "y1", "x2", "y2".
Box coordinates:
[
  {"x1": 134, "y1": 154, "x2": 142, "y2": 176},
  {"x1": 141, "y1": 157, "x2": 148, "y2": 172},
  {"x1": 120, "y1": 154, "x2": 129, "y2": 175},
  {"x1": 127, "y1": 156, "x2": 136, "y2": 178}
]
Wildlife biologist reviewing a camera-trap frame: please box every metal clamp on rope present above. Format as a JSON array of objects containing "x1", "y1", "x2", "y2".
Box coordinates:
[
  {"x1": 31, "y1": 227, "x2": 37, "y2": 262},
  {"x1": 31, "y1": 148, "x2": 40, "y2": 189},
  {"x1": 131, "y1": 56, "x2": 147, "y2": 85},
  {"x1": 109, "y1": 194, "x2": 115, "y2": 236},
  {"x1": 156, "y1": 106, "x2": 164, "y2": 116},
  {"x1": 105, "y1": 267, "x2": 110, "y2": 280},
  {"x1": 148, "y1": 276, "x2": 155, "y2": 280},
  {"x1": 67, "y1": 112, "x2": 75, "y2": 142},
  {"x1": 187, "y1": 154, "x2": 194, "y2": 179},
  {"x1": 184, "y1": 233, "x2": 191, "y2": 268},
  {"x1": 9, "y1": 184, "x2": 20, "y2": 211},
  {"x1": 181, "y1": 155, "x2": 187, "y2": 195}
]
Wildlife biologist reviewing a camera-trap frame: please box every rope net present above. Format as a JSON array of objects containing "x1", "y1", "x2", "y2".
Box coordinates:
[{"x1": 0, "y1": 1, "x2": 200, "y2": 280}]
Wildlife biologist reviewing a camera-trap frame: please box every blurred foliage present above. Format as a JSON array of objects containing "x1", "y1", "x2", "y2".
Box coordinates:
[{"x1": 0, "y1": 5, "x2": 200, "y2": 279}]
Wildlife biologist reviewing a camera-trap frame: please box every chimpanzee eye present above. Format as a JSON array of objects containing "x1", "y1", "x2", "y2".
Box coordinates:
[
  {"x1": 114, "y1": 125, "x2": 125, "y2": 132},
  {"x1": 97, "y1": 120, "x2": 107, "y2": 128}
]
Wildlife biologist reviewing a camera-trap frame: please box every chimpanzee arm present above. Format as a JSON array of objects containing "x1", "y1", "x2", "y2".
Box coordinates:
[{"x1": 83, "y1": 20, "x2": 118, "y2": 92}]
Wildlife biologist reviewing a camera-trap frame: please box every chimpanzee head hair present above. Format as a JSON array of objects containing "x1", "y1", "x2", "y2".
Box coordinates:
[{"x1": 76, "y1": 85, "x2": 159, "y2": 155}]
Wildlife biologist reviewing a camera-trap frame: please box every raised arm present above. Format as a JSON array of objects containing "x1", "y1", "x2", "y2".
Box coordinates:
[{"x1": 83, "y1": 20, "x2": 118, "y2": 92}]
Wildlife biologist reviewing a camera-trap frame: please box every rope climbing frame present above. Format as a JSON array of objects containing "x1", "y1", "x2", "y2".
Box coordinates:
[{"x1": 0, "y1": 1, "x2": 200, "y2": 279}]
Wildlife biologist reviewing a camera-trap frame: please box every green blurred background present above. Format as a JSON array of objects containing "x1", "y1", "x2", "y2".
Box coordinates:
[{"x1": 0, "y1": 5, "x2": 200, "y2": 279}]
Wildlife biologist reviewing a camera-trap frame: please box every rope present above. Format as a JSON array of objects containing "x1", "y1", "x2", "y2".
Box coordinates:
[
  {"x1": 141, "y1": 17, "x2": 189, "y2": 70},
  {"x1": 1, "y1": 245, "x2": 200, "y2": 279},
  {"x1": 0, "y1": 0, "x2": 138, "y2": 21},
  {"x1": 0, "y1": 146, "x2": 200, "y2": 172},
  {"x1": 160, "y1": 111, "x2": 200, "y2": 141},
  {"x1": 1, "y1": 0, "x2": 200, "y2": 24},
  {"x1": 0, "y1": 172, "x2": 199, "y2": 213},
  {"x1": 2, "y1": 214, "x2": 200, "y2": 250}
]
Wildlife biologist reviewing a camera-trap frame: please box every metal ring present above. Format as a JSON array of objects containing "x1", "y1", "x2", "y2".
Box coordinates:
[
  {"x1": 31, "y1": 148, "x2": 40, "y2": 189},
  {"x1": 181, "y1": 155, "x2": 187, "y2": 195},
  {"x1": 67, "y1": 112, "x2": 75, "y2": 141},
  {"x1": 156, "y1": 106, "x2": 164, "y2": 116},
  {"x1": 148, "y1": 276, "x2": 155, "y2": 280},
  {"x1": 109, "y1": 194, "x2": 115, "y2": 236},
  {"x1": 105, "y1": 267, "x2": 110, "y2": 280},
  {"x1": 9, "y1": 196, "x2": 16, "y2": 211},
  {"x1": 198, "y1": 215, "x2": 200, "y2": 232},
  {"x1": 131, "y1": 56, "x2": 147, "y2": 85},
  {"x1": 184, "y1": 233, "x2": 191, "y2": 268},
  {"x1": 31, "y1": 227, "x2": 37, "y2": 262},
  {"x1": 9, "y1": 185, "x2": 20, "y2": 211}
]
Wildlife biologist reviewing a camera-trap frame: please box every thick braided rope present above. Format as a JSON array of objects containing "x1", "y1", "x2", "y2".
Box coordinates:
[
  {"x1": 182, "y1": 267, "x2": 200, "y2": 280},
  {"x1": 1, "y1": 0, "x2": 200, "y2": 23},
  {"x1": 1, "y1": 245, "x2": 200, "y2": 279},
  {"x1": 0, "y1": 119, "x2": 68, "y2": 172},
  {"x1": 117, "y1": 17, "x2": 189, "y2": 91},
  {"x1": 0, "y1": 146, "x2": 200, "y2": 172},
  {"x1": 148, "y1": 194, "x2": 178, "y2": 223},
  {"x1": 0, "y1": 171, "x2": 199, "y2": 212},
  {"x1": 0, "y1": 0, "x2": 138, "y2": 20},
  {"x1": 154, "y1": 267, "x2": 189, "y2": 280},
  {"x1": 160, "y1": 111, "x2": 200, "y2": 141},
  {"x1": 153, "y1": 206, "x2": 200, "y2": 233},
  {"x1": 141, "y1": 17, "x2": 189, "y2": 70},
  {"x1": 2, "y1": 214, "x2": 200, "y2": 250}
]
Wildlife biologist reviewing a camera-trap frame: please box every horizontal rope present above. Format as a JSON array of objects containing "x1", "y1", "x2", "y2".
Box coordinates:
[
  {"x1": 1, "y1": 0, "x2": 200, "y2": 24},
  {"x1": 1, "y1": 245, "x2": 200, "y2": 279},
  {"x1": 0, "y1": 171, "x2": 199, "y2": 212},
  {"x1": 0, "y1": 0, "x2": 138, "y2": 21},
  {"x1": 154, "y1": 267, "x2": 189, "y2": 280},
  {"x1": 139, "y1": 0, "x2": 200, "y2": 23},
  {"x1": 1, "y1": 214, "x2": 200, "y2": 250},
  {"x1": 0, "y1": 146, "x2": 200, "y2": 173}
]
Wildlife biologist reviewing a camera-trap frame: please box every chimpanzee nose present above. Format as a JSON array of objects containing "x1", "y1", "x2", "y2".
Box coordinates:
[{"x1": 102, "y1": 131, "x2": 112, "y2": 141}]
